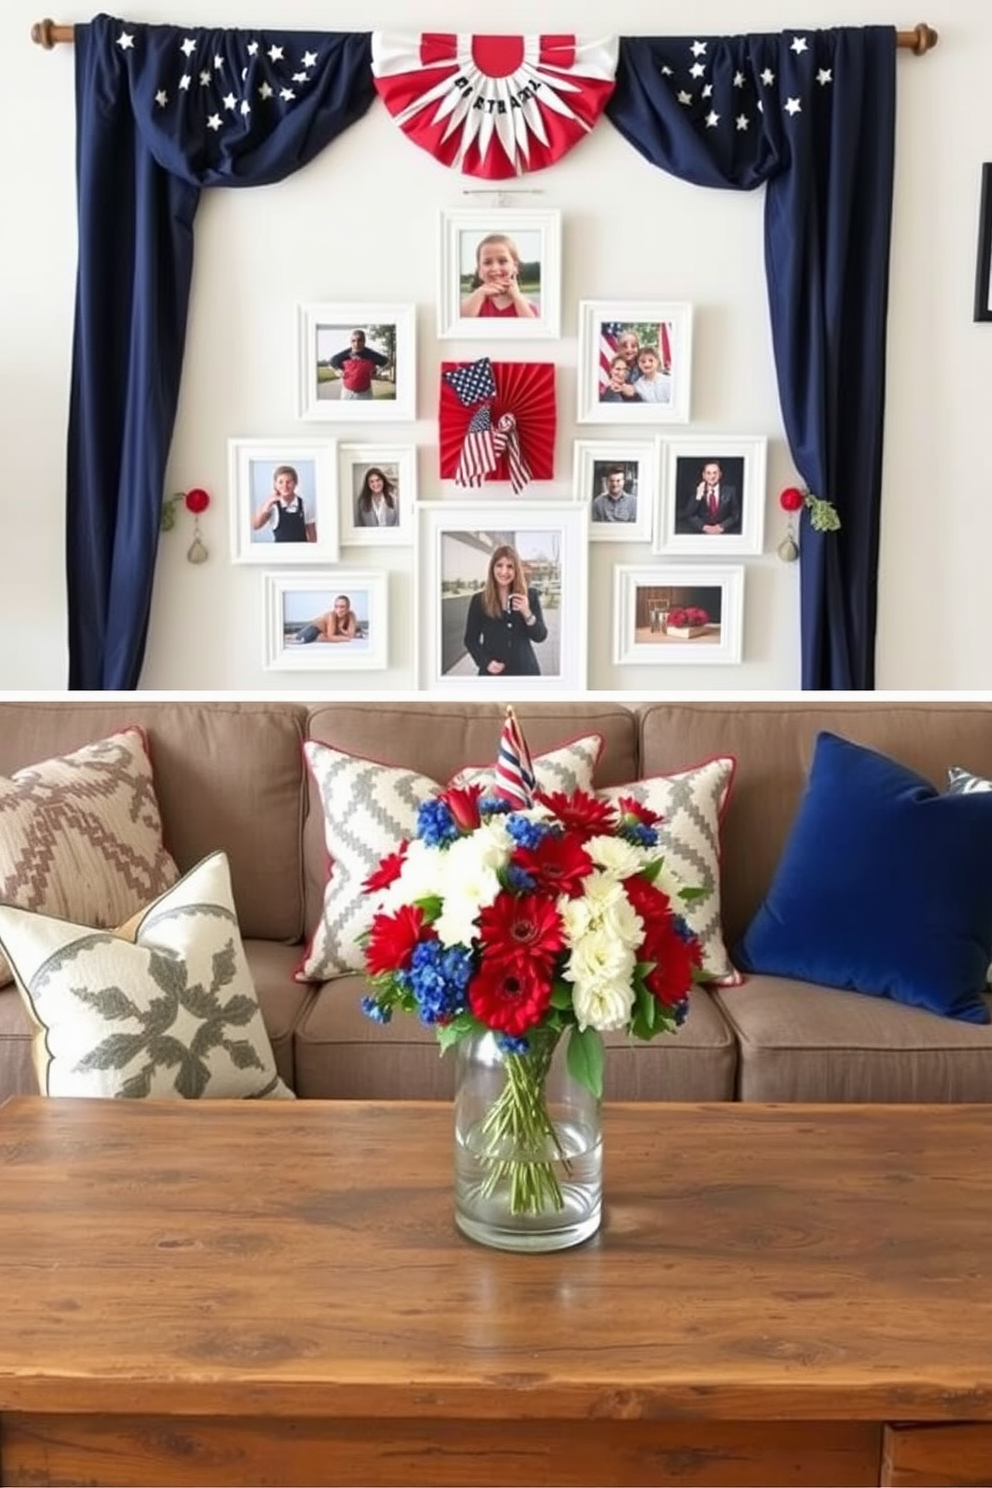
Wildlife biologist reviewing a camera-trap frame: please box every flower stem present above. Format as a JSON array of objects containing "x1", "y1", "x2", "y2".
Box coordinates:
[{"x1": 477, "y1": 1033, "x2": 570, "y2": 1215}]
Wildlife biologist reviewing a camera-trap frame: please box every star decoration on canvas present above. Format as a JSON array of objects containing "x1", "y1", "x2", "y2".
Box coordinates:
[{"x1": 655, "y1": 32, "x2": 833, "y2": 148}]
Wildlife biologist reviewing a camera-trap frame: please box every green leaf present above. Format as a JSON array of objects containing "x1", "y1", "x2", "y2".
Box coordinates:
[
  {"x1": 566, "y1": 1026, "x2": 604, "y2": 1099},
  {"x1": 550, "y1": 982, "x2": 573, "y2": 1010},
  {"x1": 435, "y1": 1010, "x2": 483, "y2": 1052},
  {"x1": 414, "y1": 894, "x2": 444, "y2": 923},
  {"x1": 678, "y1": 886, "x2": 708, "y2": 903}
]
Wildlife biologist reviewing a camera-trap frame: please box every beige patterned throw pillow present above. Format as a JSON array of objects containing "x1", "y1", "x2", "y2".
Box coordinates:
[
  {"x1": 0, "y1": 728, "x2": 179, "y2": 988},
  {"x1": 599, "y1": 757, "x2": 739, "y2": 985},
  {"x1": 299, "y1": 734, "x2": 603, "y2": 981},
  {"x1": 0, "y1": 851, "x2": 292, "y2": 1100}
]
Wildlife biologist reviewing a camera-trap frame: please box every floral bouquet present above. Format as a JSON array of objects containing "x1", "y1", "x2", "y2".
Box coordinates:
[
  {"x1": 667, "y1": 606, "x2": 709, "y2": 629},
  {"x1": 358, "y1": 713, "x2": 704, "y2": 1229}
]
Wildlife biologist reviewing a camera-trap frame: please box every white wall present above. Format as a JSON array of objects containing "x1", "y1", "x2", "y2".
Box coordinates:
[{"x1": 2, "y1": 0, "x2": 989, "y2": 692}]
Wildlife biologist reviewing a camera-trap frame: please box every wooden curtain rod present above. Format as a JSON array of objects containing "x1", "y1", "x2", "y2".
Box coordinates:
[{"x1": 31, "y1": 18, "x2": 940, "y2": 52}]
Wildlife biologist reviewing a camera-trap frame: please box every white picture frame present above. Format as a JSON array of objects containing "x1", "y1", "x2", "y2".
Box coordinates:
[
  {"x1": 613, "y1": 564, "x2": 744, "y2": 666},
  {"x1": 655, "y1": 435, "x2": 767, "y2": 556},
  {"x1": 228, "y1": 438, "x2": 339, "y2": 565},
  {"x1": 338, "y1": 443, "x2": 416, "y2": 547},
  {"x1": 437, "y1": 207, "x2": 562, "y2": 340},
  {"x1": 417, "y1": 500, "x2": 588, "y2": 693},
  {"x1": 572, "y1": 438, "x2": 658, "y2": 544},
  {"x1": 576, "y1": 300, "x2": 693, "y2": 426},
  {"x1": 297, "y1": 303, "x2": 416, "y2": 422},
  {"x1": 263, "y1": 570, "x2": 389, "y2": 672}
]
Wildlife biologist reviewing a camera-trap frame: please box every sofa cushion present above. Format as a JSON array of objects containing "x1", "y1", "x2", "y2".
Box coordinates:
[
  {"x1": 0, "y1": 727, "x2": 179, "y2": 990},
  {"x1": 598, "y1": 756, "x2": 738, "y2": 985},
  {"x1": 735, "y1": 732, "x2": 992, "y2": 1023},
  {"x1": 293, "y1": 978, "x2": 736, "y2": 1101},
  {"x1": 714, "y1": 976, "x2": 992, "y2": 1103},
  {"x1": 299, "y1": 733, "x2": 603, "y2": 980},
  {"x1": 0, "y1": 852, "x2": 293, "y2": 1100}
]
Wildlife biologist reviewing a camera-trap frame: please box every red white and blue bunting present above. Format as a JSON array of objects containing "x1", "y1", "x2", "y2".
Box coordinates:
[{"x1": 372, "y1": 32, "x2": 619, "y2": 178}]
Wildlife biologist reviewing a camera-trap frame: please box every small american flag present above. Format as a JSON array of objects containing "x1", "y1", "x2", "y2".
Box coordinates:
[
  {"x1": 443, "y1": 356, "x2": 497, "y2": 406},
  {"x1": 492, "y1": 412, "x2": 530, "y2": 494},
  {"x1": 598, "y1": 320, "x2": 623, "y2": 391},
  {"x1": 492, "y1": 707, "x2": 536, "y2": 809},
  {"x1": 455, "y1": 403, "x2": 498, "y2": 487}
]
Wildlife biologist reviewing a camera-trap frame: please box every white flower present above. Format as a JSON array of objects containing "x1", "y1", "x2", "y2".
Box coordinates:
[
  {"x1": 565, "y1": 923, "x2": 636, "y2": 989},
  {"x1": 575, "y1": 869, "x2": 627, "y2": 922},
  {"x1": 571, "y1": 974, "x2": 636, "y2": 1032},
  {"x1": 648, "y1": 860, "x2": 689, "y2": 906},
  {"x1": 598, "y1": 891, "x2": 645, "y2": 951},
  {"x1": 432, "y1": 833, "x2": 504, "y2": 947},
  {"x1": 586, "y1": 834, "x2": 650, "y2": 880},
  {"x1": 558, "y1": 891, "x2": 595, "y2": 944},
  {"x1": 433, "y1": 898, "x2": 483, "y2": 949},
  {"x1": 378, "y1": 838, "x2": 444, "y2": 911}
]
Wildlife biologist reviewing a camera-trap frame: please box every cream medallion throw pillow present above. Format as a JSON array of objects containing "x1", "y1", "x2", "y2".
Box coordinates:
[
  {"x1": 0, "y1": 851, "x2": 292, "y2": 1100},
  {"x1": 0, "y1": 727, "x2": 179, "y2": 987},
  {"x1": 299, "y1": 733, "x2": 603, "y2": 980}
]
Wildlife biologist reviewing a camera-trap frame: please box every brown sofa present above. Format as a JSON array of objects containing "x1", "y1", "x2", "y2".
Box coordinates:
[{"x1": 2, "y1": 698, "x2": 992, "y2": 1106}]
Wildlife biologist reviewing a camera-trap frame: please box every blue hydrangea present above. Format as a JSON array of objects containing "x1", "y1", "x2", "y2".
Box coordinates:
[
  {"x1": 619, "y1": 820, "x2": 659, "y2": 848},
  {"x1": 505, "y1": 813, "x2": 550, "y2": 850},
  {"x1": 360, "y1": 996, "x2": 392, "y2": 1025},
  {"x1": 407, "y1": 939, "x2": 473, "y2": 1025},
  {"x1": 673, "y1": 997, "x2": 690, "y2": 1027},
  {"x1": 479, "y1": 795, "x2": 511, "y2": 816},
  {"x1": 496, "y1": 1034, "x2": 531, "y2": 1056},
  {"x1": 415, "y1": 797, "x2": 457, "y2": 847},
  {"x1": 672, "y1": 914, "x2": 695, "y2": 943},
  {"x1": 504, "y1": 863, "x2": 537, "y2": 893}
]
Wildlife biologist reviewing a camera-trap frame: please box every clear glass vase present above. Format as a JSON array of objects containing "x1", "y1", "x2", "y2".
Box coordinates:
[{"x1": 453, "y1": 1027, "x2": 602, "y2": 1252}]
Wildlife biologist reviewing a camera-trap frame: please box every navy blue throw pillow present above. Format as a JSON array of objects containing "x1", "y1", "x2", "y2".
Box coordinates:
[{"x1": 734, "y1": 732, "x2": 992, "y2": 1023}]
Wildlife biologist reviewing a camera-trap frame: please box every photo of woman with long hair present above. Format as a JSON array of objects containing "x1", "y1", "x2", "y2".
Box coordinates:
[
  {"x1": 462, "y1": 544, "x2": 548, "y2": 676},
  {"x1": 354, "y1": 466, "x2": 398, "y2": 528}
]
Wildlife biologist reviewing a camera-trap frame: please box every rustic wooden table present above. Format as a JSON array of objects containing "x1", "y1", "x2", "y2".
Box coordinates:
[{"x1": 1, "y1": 1097, "x2": 991, "y2": 1487}]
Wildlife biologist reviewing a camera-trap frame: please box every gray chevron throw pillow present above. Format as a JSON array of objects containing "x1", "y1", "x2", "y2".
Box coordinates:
[{"x1": 299, "y1": 734, "x2": 603, "y2": 980}]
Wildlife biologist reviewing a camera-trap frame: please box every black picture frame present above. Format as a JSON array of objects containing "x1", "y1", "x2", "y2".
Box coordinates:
[{"x1": 974, "y1": 164, "x2": 992, "y2": 323}]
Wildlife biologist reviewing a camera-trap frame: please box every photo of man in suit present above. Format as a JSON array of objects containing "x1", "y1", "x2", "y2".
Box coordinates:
[{"x1": 676, "y1": 458, "x2": 743, "y2": 536}]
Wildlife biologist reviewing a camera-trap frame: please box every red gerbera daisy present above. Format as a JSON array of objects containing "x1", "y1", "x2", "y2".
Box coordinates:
[
  {"x1": 642, "y1": 916, "x2": 702, "y2": 1007},
  {"x1": 468, "y1": 956, "x2": 553, "y2": 1036},
  {"x1": 536, "y1": 788, "x2": 616, "y2": 839},
  {"x1": 362, "y1": 843, "x2": 409, "y2": 894},
  {"x1": 513, "y1": 831, "x2": 594, "y2": 899},
  {"x1": 364, "y1": 903, "x2": 432, "y2": 978},
  {"x1": 477, "y1": 890, "x2": 564, "y2": 969},
  {"x1": 623, "y1": 874, "x2": 671, "y2": 922}
]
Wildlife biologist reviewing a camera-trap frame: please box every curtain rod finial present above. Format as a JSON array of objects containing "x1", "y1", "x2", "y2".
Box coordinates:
[
  {"x1": 31, "y1": 18, "x2": 56, "y2": 47},
  {"x1": 910, "y1": 22, "x2": 938, "y2": 53}
]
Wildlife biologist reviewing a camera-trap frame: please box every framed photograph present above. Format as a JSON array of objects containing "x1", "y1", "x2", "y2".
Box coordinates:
[
  {"x1": 573, "y1": 439, "x2": 658, "y2": 544},
  {"x1": 576, "y1": 301, "x2": 692, "y2": 425},
  {"x1": 228, "y1": 439, "x2": 339, "y2": 565},
  {"x1": 338, "y1": 443, "x2": 416, "y2": 547},
  {"x1": 262, "y1": 570, "x2": 388, "y2": 671},
  {"x1": 297, "y1": 303, "x2": 416, "y2": 422},
  {"x1": 613, "y1": 564, "x2": 744, "y2": 666},
  {"x1": 655, "y1": 435, "x2": 767, "y2": 556},
  {"x1": 417, "y1": 500, "x2": 587, "y2": 693},
  {"x1": 975, "y1": 164, "x2": 992, "y2": 323},
  {"x1": 437, "y1": 208, "x2": 561, "y2": 340}
]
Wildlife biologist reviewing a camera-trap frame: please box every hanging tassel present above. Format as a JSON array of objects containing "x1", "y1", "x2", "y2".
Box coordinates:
[{"x1": 162, "y1": 487, "x2": 211, "y2": 562}]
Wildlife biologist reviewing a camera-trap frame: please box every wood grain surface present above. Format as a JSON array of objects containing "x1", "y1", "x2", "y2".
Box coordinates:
[{"x1": 1, "y1": 1098, "x2": 992, "y2": 1486}]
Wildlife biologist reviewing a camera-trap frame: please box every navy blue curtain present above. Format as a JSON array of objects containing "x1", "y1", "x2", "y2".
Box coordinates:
[
  {"x1": 607, "y1": 28, "x2": 896, "y2": 689},
  {"x1": 70, "y1": 16, "x2": 374, "y2": 689}
]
